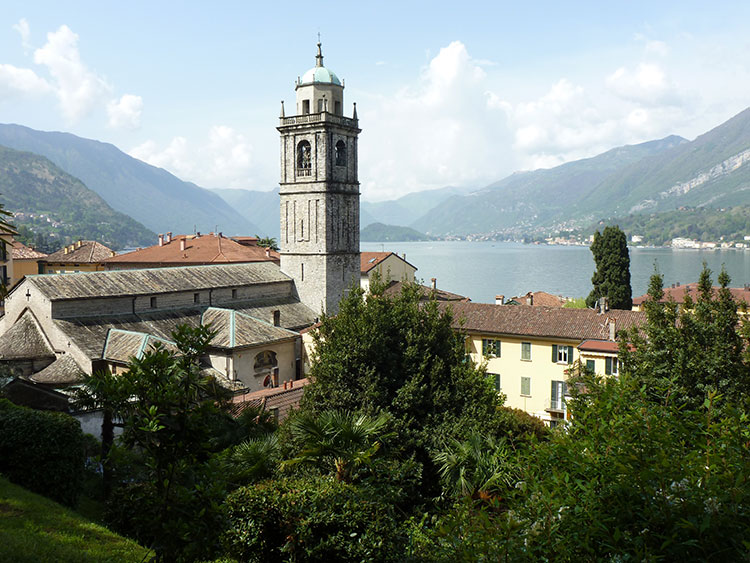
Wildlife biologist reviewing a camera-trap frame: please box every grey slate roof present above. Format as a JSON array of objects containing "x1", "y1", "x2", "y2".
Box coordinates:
[
  {"x1": 0, "y1": 310, "x2": 54, "y2": 360},
  {"x1": 201, "y1": 307, "x2": 298, "y2": 349},
  {"x1": 29, "y1": 355, "x2": 84, "y2": 386},
  {"x1": 102, "y1": 329, "x2": 177, "y2": 363},
  {"x1": 25, "y1": 262, "x2": 290, "y2": 301}
]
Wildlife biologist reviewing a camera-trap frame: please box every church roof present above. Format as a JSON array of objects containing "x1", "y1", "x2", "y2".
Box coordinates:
[
  {"x1": 23, "y1": 262, "x2": 290, "y2": 301},
  {"x1": 29, "y1": 355, "x2": 84, "y2": 387},
  {"x1": 0, "y1": 310, "x2": 54, "y2": 360},
  {"x1": 299, "y1": 42, "x2": 342, "y2": 86},
  {"x1": 102, "y1": 329, "x2": 177, "y2": 363},
  {"x1": 201, "y1": 307, "x2": 299, "y2": 348}
]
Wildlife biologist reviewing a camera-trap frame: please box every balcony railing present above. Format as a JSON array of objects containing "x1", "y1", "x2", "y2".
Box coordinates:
[
  {"x1": 280, "y1": 112, "x2": 358, "y2": 129},
  {"x1": 546, "y1": 397, "x2": 568, "y2": 413}
]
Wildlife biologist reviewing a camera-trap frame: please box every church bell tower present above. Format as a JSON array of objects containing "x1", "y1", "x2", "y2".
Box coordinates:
[{"x1": 278, "y1": 42, "x2": 361, "y2": 315}]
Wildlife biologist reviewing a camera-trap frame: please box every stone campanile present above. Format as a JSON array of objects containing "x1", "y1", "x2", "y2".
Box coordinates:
[{"x1": 278, "y1": 41, "x2": 361, "y2": 315}]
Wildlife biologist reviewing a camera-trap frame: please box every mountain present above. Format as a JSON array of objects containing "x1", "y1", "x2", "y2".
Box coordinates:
[
  {"x1": 0, "y1": 124, "x2": 259, "y2": 236},
  {"x1": 0, "y1": 145, "x2": 155, "y2": 250},
  {"x1": 361, "y1": 185, "x2": 474, "y2": 228},
  {"x1": 211, "y1": 188, "x2": 280, "y2": 238},
  {"x1": 412, "y1": 136, "x2": 688, "y2": 236},
  {"x1": 360, "y1": 222, "x2": 432, "y2": 242}
]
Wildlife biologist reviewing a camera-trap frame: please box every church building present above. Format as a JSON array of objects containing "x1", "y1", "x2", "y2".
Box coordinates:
[{"x1": 0, "y1": 43, "x2": 360, "y2": 406}]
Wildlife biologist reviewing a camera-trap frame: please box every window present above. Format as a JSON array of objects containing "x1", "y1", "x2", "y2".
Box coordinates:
[
  {"x1": 335, "y1": 140, "x2": 347, "y2": 166},
  {"x1": 521, "y1": 376, "x2": 531, "y2": 396},
  {"x1": 482, "y1": 338, "x2": 501, "y2": 357},
  {"x1": 552, "y1": 344, "x2": 574, "y2": 364},
  {"x1": 605, "y1": 357, "x2": 619, "y2": 375},
  {"x1": 317, "y1": 99, "x2": 325, "y2": 112},
  {"x1": 232, "y1": 288, "x2": 237, "y2": 299},
  {"x1": 521, "y1": 342, "x2": 532, "y2": 361},
  {"x1": 297, "y1": 140, "x2": 312, "y2": 176},
  {"x1": 586, "y1": 359, "x2": 596, "y2": 373},
  {"x1": 150, "y1": 296, "x2": 157, "y2": 308},
  {"x1": 489, "y1": 373, "x2": 501, "y2": 392},
  {"x1": 334, "y1": 100, "x2": 342, "y2": 115},
  {"x1": 193, "y1": 292, "x2": 200, "y2": 304},
  {"x1": 550, "y1": 380, "x2": 567, "y2": 410},
  {"x1": 302, "y1": 99, "x2": 310, "y2": 114}
]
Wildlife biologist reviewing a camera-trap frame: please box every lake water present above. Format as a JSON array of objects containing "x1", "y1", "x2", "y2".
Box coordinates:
[{"x1": 361, "y1": 241, "x2": 750, "y2": 304}]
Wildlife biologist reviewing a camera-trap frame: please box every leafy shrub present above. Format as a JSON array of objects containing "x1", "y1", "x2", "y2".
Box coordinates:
[
  {"x1": 0, "y1": 398, "x2": 85, "y2": 506},
  {"x1": 223, "y1": 476, "x2": 409, "y2": 562}
]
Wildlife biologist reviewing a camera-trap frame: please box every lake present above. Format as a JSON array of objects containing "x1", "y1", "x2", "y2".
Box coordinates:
[{"x1": 361, "y1": 241, "x2": 750, "y2": 304}]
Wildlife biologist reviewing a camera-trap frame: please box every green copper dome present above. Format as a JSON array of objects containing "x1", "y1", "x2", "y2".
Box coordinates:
[{"x1": 299, "y1": 41, "x2": 342, "y2": 86}]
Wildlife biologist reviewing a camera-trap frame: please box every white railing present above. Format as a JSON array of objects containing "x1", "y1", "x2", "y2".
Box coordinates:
[{"x1": 280, "y1": 112, "x2": 358, "y2": 128}]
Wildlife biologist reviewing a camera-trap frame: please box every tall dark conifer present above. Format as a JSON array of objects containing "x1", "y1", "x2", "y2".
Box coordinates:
[{"x1": 586, "y1": 225, "x2": 632, "y2": 310}]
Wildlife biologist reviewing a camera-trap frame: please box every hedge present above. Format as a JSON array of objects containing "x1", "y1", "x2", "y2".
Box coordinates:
[{"x1": 0, "y1": 399, "x2": 85, "y2": 506}]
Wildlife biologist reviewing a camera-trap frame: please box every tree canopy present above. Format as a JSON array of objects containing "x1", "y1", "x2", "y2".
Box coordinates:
[{"x1": 586, "y1": 225, "x2": 632, "y2": 309}]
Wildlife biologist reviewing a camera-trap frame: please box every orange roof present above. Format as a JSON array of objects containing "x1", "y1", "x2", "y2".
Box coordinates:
[
  {"x1": 360, "y1": 251, "x2": 416, "y2": 274},
  {"x1": 632, "y1": 283, "x2": 750, "y2": 306},
  {"x1": 578, "y1": 339, "x2": 621, "y2": 353},
  {"x1": 229, "y1": 378, "x2": 310, "y2": 420},
  {"x1": 508, "y1": 291, "x2": 567, "y2": 307},
  {"x1": 104, "y1": 233, "x2": 279, "y2": 266},
  {"x1": 11, "y1": 240, "x2": 47, "y2": 260},
  {"x1": 45, "y1": 240, "x2": 114, "y2": 263}
]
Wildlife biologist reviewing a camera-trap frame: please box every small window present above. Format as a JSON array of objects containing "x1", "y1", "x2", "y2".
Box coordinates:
[
  {"x1": 302, "y1": 99, "x2": 310, "y2": 114},
  {"x1": 317, "y1": 99, "x2": 325, "y2": 112},
  {"x1": 482, "y1": 339, "x2": 501, "y2": 358},
  {"x1": 605, "y1": 357, "x2": 619, "y2": 376},
  {"x1": 297, "y1": 140, "x2": 312, "y2": 176},
  {"x1": 335, "y1": 140, "x2": 346, "y2": 167},
  {"x1": 490, "y1": 373, "x2": 501, "y2": 392},
  {"x1": 193, "y1": 293, "x2": 200, "y2": 304},
  {"x1": 150, "y1": 296, "x2": 157, "y2": 308},
  {"x1": 521, "y1": 342, "x2": 532, "y2": 361},
  {"x1": 521, "y1": 376, "x2": 531, "y2": 396},
  {"x1": 334, "y1": 100, "x2": 341, "y2": 115},
  {"x1": 552, "y1": 345, "x2": 573, "y2": 364},
  {"x1": 301, "y1": 263, "x2": 304, "y2": 281},
  {"x1": 551, "y1": 380, "x2": 567, "y2": 410},
  {"x1": 586, "y1": 359, "x2": 596, "y2": 373},
  {"x1": 232, "y1": 288, "x2": 237, "y2": 299}
]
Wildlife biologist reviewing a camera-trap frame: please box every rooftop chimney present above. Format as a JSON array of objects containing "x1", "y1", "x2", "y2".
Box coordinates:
[
  {"x1": 265, "y1": 248, "x2": 271, "y2": 258},
  {"x1": 75, "y1": 240, "x2": 82, "y2": 249},
  {"x1": 180, "y1": 238, "x2": 186, "y2": 251},
  {"x1": 158, "y1": 234, "x2": 164, "y2": 247},
  {"x1": 63, "y1": 246, "x2": 69, "y2": 255},
  {"x1": 526, "y1": 292, "x2": 533, "y2": 306},
  {"x1": 273, "y1": 310, "x2": 280, "y2": 326},
  {"x1": 431, "y1": 278, "x2": 437, "y2": 290},
  {"x1": 609, "y1": 318, "x2": 616, "y2": 341},
  {"x1": 495, "y1": 294, "x2": 504, "y2": 305},
  {"x1": 166, "y1": 232, "x2": 172, "y2": 243}
]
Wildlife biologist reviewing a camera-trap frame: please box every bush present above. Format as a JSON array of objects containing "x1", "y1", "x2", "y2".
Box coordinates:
[
  {"x1": 0, "y1": 398, "x2": 85, "y2": 506},
  {"x1": 223, "y1": 476, "x2": 409, "y2": 562}
]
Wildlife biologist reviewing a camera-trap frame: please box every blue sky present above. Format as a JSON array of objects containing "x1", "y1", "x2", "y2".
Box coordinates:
[{"x1": 1, "y1": 1, "x2": 749, "y2": 201}]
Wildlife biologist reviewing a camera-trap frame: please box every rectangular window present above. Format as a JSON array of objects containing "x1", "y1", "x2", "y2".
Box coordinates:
[
  {"x1": 586, "y1": 359, "x2": 596, "y2": 373},
  {"x1": 552, "y1": 344, "x2": 574, "y2": 364},
  {"x1": 551, "y1": 380, "x2": 567, "y2": 410},
  {"x1": 482, "y1": 339, "x2": 501, "y2": 357},
  {"x1": 521, "y1": 342, "x2": 532, "y2": 361},
  {"x1": 317, "y1": 99, "x2": 325, "y2": 112},
  {"x1": 193, "y1": 292, "x2": 200, "y2": 304},
  {"x1": 489, "y1": 373, "x2": 501, "y2": 392},
  {"x1": 521, "y1": 376, "x2": 531, "y2": 396},
  {"x1": 232, "y1": 289, "x2": 237, "y2": 299},
  {"x1": 302, "y1": 99, "x2": 310, "y2": 114},
  {"x1": 150, "y1": 296, "x2": 157, "y2": 308},
  {"x1": 605, "y1": 357, "x2": 619, "y2": 375}
]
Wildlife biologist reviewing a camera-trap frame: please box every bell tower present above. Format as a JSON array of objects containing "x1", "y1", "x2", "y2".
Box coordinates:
[{"x1": 278, "y1": 41, "x2": 361, "y2": 315}]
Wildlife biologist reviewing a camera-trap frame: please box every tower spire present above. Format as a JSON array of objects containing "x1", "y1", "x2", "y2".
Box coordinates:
[{"x1": 315, "y1": 34, "x2": 324, "y2": 68}]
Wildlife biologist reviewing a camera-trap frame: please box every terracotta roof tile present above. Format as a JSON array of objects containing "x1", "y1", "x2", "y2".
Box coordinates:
[
  {"x1": 508, "y1": 291, "x2": 567, "y2": 308},
  {"x1": 229, "y1": 378, "x2": 310, "y2": 419},
  {"x1": 104, "y1": 233, "x2": 279, "y2": 266},
  {"x1": 578, "y1": 339, "x2": 621, "y2": 353},
  {"x1": 45, "y1": 241, "x2": 114, "y2": 263},
  {"x1": 11, "y1": 240, "x2": 47, "y2": 260},
  {"x1": 443, "y1": 301, "x2": 645, "y2": 341},
  {"x1": 383, "y1": 280, "x2": 469, "y2": 302},
  {"x1": 632, "y1": 283, "x2": 750, "y2": 306}
]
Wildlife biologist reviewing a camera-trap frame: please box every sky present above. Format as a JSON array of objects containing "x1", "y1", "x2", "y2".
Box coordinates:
[{"x1": 1, "y1": 1, "x2": 749, "y2": 202}]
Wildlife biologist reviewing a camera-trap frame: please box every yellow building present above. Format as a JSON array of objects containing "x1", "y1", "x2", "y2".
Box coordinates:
[
  {"x1": 0, "y1": 231, "x2": 14, "y2": 291},
  {"x1": 9, "y1": 240, "x2": 47, "y2": 288},
  {"x1": 42, "y1": 240, "x2": 115, "y2": 274},
  {"x1": 447, "y1": 302, "x2": 645, "y2": 426},
  {"x1": 360, "y1": 251, "x2": 417, "y2": 293}
]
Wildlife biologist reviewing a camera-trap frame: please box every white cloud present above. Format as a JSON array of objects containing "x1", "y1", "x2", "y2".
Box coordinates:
[
  {"x1": 360, "y1": 41, "x2": 514, "y2": 200},
  {"x1": 606, "y1": 62, "x2": 680, "y2": 106},
  {"x1": 33, "y1": 25, "x2": 112, "y2": 121},
  {"x1": 13, "y1": 19, "x2": 31, "y2": 52},
  {"x1": 0, "y1": 63, "x2": 51, "y2": 96},
  {"x1": 107, "y1": 94, "x2": 143, "y2": 129},
  {"x1": 129, "y1": 126, "x2": 255, "y2": 189}
]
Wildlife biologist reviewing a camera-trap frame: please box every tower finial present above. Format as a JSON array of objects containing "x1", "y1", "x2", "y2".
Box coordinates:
[{"x1": 316, "y1": 34, "x2": 323, "y2": 67}]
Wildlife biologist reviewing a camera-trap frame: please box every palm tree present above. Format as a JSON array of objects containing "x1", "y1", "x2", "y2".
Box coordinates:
[
  {"x1": 255, "y1": 235, "x2": 279, "y2": 251},
  {"x1": 434, "y1": 432, "x2": 516, "y2": 501},
  {"x1": 223, "y1": 434, "x2": 280, "y2": 487},
  {"x1": 282, "y1": 410, "x2": 392, "y2": 483}
]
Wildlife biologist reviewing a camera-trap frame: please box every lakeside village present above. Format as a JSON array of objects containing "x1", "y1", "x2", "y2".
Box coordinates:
[{"x1": 1, "y1": 43, "x2": 749, "y2": 562}]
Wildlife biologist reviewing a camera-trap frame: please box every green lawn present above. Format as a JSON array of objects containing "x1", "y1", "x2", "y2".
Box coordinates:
[{"x1": 0, "y1": 476, "x2": 150, "y2": 563}]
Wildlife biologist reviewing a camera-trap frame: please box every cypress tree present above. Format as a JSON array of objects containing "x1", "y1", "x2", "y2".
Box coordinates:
[{"x1": 585, "y1": 225, "x2": 632, "y2": 310}]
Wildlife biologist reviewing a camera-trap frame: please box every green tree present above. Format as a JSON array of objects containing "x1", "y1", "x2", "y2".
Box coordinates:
[
  {"x1": 585, "y1": 225, "x2": 632, "y2": 309},
  {"x1": 301, "y1": 281, "x2": 512, "y2": 497},
  {"x1": 255, "y1": 235, "x2": 278, "y2": 251}
]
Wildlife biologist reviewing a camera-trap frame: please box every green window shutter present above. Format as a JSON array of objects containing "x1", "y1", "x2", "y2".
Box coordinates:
[
  {"x1": 482, "y1": 339, "x2": 487, "y2": 355},
  {"x1": 552, "y1": 344, "x2": 558, "y2": 362},
  {"x1": 521, "y1": 377, "x2": 531, "y2": 396},
  {"x1": 586, "y1": 359, "x2": 595, "y2": 372},
  {"x1": 605, "y1": 357, "x2": 612, "y2": 375},
  {"x1": 567, "y1": 346, "x2": 574, "y2": 364},
  {"x1": 495, "y1": 340, "x2": 501, "y2": 357}
]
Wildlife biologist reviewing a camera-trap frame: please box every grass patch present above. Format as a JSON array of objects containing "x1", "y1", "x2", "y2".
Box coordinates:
[{"x1": 0, "y1": 475, "x2": 150, "y2": 563}]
